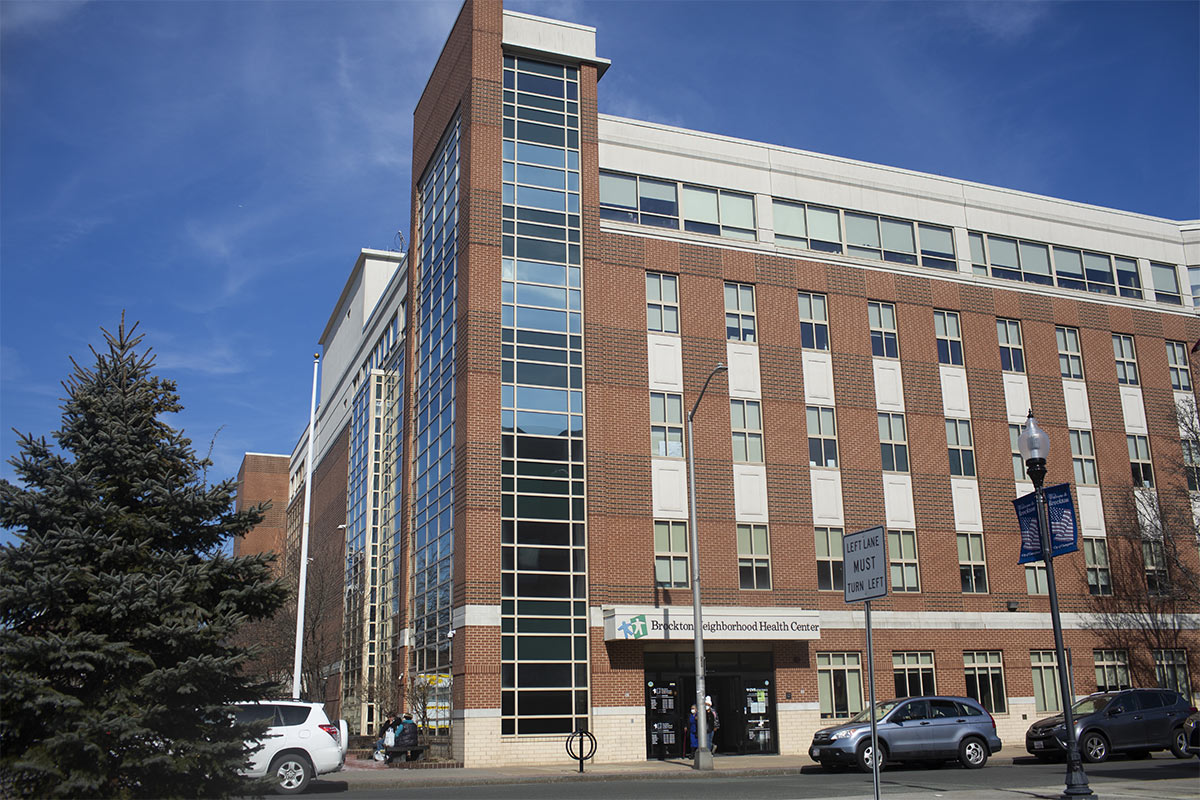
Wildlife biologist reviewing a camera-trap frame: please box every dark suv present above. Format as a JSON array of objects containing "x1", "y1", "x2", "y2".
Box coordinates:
[{"x1": 1025, "y1": 688, "x2": 1194, "y2": 763}]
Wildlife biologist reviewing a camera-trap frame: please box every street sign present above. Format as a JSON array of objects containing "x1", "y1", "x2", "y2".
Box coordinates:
[
  {"x1": 1015, "y1": 483, "x2": 1080, "y2": 564},
  {"x1": 843, "y1": 525, "x2": 888, "y2": 603}
]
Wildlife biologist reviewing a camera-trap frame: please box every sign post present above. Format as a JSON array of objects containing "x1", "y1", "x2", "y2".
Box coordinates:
[{"x1": 844, "y1": 525, "x2": 888, "y2": 800}]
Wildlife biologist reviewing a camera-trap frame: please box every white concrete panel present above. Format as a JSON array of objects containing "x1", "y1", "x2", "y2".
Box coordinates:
[
  {"x1": 1076, "y1": 486, "x2": 1106, "y2": 537},
  {"x1": 1063, "y1": 380, "x2": 1092, "y2": 429},
  {"x1": 1119, "y1": 386, "x2": 1147, "y2": 434},
  {"x1": 810, "y1": 469, "x2": 845, "y2": 526},
  {"x1": 802, "y1": 351, "x2": 835, "y2": 405},
  {"x1": 873, "y1": 359, "x2": 905, "y2": 411},
  {"x1": 1176, "y1": 391, "x2": 1199, "y2": 435},
  {"x1": 1002, "y1": 374, "x2": 1031, "y2": 422},
  {"x1": 882, "y1": 474, "x2": 915, "y2": 528},
  {"x1": 646, "y1": 333, "x2": 683, "y2": 392},
  {"x1": 733, "y1": 464, "x2": 769, "y2": 522},
  {"x1": 502, "y1": 11, "x2": 603, "y2": 64},
  {"x1": 651, "y1": 459, "x2": 689, "y2": 519},
  {"x1": 940, "y1": 365, "x2": 971, "y2": 418},
  {"x1": 1015, "y1": 480, "x2": 1034, "y2": 497},
  {"x1": 951, "y1": 477, "x2": 983, "y2": 532},
  {"x1": 726, "y1": 342, "x2": 762, "y2": 400}
]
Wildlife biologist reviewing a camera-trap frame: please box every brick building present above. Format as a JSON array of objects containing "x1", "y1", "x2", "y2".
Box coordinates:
[
  {"x1": 233, "y1": 453, "x2": 289, "y2": 566},
  {"x1": 260, "y1": 0, "x2": 1200, "y2": 767}
]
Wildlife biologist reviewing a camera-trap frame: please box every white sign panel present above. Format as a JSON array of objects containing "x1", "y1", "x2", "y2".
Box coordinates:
[
  {"x1": 844, "y1": 525, "x2": 887, "y2": 603},
  {"x1": 602, "y1": 605, "x2": 820, "y2": 641}
]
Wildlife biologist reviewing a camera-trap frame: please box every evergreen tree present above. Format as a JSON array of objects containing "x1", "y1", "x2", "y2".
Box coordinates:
[{"x1": 0, "y1": 318, "x2": 287, "y2": 798}]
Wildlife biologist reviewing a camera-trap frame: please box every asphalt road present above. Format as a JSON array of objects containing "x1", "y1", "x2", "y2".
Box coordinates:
[{"x1": 304, "y1": 756, "x2": 1199, "y2": 799}]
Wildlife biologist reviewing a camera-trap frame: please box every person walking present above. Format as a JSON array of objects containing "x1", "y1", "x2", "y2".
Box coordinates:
[
  {"x1": 686, "y1": 704, "x2": 699, "y2": 757},
  {"x1": 705, "y1": 696, "x2": 720, "y2": 754}
]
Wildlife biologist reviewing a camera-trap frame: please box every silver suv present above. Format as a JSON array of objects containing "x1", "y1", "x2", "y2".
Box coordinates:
[
  {"x1": 1025, "y1": 689, "x2": 1193, "y2": 763},
  {"x1": 809, "y1": 696, "x2": 1002, "y2": 772},
  {"x1": 233, "y1": 700, "x2": 348, "y2": 794}
]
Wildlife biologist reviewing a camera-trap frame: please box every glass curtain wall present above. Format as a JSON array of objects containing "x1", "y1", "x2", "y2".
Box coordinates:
[
  {"x1": 379, "y1": 323, "x2": 406, "y2": 718},
  {"x1": 411, "y1": 119, "x2": 460, "y2": 730},
  {"x1": 500, "y1": 55, "x2": 590, "y2": 735}
]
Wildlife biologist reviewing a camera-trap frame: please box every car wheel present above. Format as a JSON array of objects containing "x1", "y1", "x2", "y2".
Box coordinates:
[
  {"x1": 1170, "y1": 727, "x2": 1189, "y2": 759},
  {"x1": 1080, "y1": 731, "x2": 1108, "y2": 764},
  {"x1": 855, "y1": 740, "x2": 886, "y2": 773},
  {"x1": 270, "y1": 754, "x2": 312, "y2": 795},
  {"x1": 958, "y1": 736, "x2": 988, "y2": 769}
]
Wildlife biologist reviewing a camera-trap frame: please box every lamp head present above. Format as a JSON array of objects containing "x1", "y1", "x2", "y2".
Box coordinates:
[{"x1": 1017, "y1": 411, "x2": 1050, "y2": 462}]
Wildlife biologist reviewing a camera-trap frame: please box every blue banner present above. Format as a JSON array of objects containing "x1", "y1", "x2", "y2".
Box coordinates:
[{"x1": 1014, "y1": 483, "x2": 1079, "y2": 564}]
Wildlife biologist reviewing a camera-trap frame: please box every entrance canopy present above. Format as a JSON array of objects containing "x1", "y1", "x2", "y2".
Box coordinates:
[{"x1": 603, "y1": 605, "x2": 820, "y2": 641}]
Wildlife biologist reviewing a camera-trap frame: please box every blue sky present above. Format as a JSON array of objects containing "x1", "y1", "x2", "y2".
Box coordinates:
[{"x1": 2, "y1": 1, "x2": 1197, "y2": 535}]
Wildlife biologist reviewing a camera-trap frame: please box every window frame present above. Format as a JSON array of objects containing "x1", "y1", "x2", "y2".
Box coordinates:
[
  {"x1": 893, "y1": 651, "x2": 936, "y2": 697},
  {"x1": 997, "y1": 318, "x2": 1025, "y2": 373},
  {"x1": 887, "y1": 529, "x2": 920, "y2": 593},
  {"x1": 1056, "y1": 326, "x2": 1084, "y2": 379},
  {"x1": 963, "y1": 651, "x2": 1007, "y2": 714},
  {"x1": 724, "y1": 282, "x2": 757, "y2": 342},
  {"x1": 1167, "y1": 341, "x2": 1192, "y2": 391},
  {"x1": 807, "y1": 405, "x2": 839, "y2": 468},
  {"x1": 1093, "y1": 649, "x2": 1130, "y2": 693},
  {"x1": 653, "y1": 519, "x2": 689, "y2": 588},
  {"x1": 1070, "y1": 429, "x2": 1098, "y2": 486},
  {"x1": 797, "y1": 291, "x2": 830, "y2": 351},
  {"x1": 947, "y1": 418, "x2": 976, "y2": 477},
  {"x1": 878, "y1": 412, "x2": 909, "y2": 473},
  {"x1": 1026, "y1": 563, "x2": 1048, "y2": 595},
  {"x1": 868, "y1": 301, "x2": 899, "y2": 359},
  {"x1": 957, "y1": 531, "x2": 988, "y2": 594},
  {"x1": 731, "y1": 398, "x2": 764, "y2": 464},
  {"x1": 1153, "y1": 649, "x2": 1192, "y2": 698},
  {"x1": 1010, "y1": 424, "x2": 1026, "y2": 483},
  {"x1": 1084, "y1": 536, "x2": 1112, "y2": 596},
  {"x1": 1127, "y1": 434, "x2": 1154, "y2": 488},
  {"x1": 650, "y1": 392, "x2": 685, "y2": 459},
  {"x1": 934, "y1": 310, "x2": 964, "y2": 366},
  {"x1": 815, "y1": 526, "x2": 844, "y2": 591},
  {"x1": 1031, "y1": 650, "x2": 1062, "y2": 713},
  {"x1": 646, "y1": 272, "x2": 680, "y2": 335},
  {"x1": 818, "y1": 652, "x2": 864, "y2": 720},
  {"x1": 1113, "y1": 334, "x2": 1139, "y2": 386},
  {"x1": 737, "y1": 523, "x2": 771, "y2": 590}
]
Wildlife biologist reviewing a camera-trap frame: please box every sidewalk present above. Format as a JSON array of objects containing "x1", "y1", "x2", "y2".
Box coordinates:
[{"x1": 330, "y1": 753, "x2": 1200, "y2": 798}]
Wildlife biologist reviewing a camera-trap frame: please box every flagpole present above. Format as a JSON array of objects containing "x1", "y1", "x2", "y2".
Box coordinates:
[{"x1": 292, "y1": 353, "x2": 320, "y2": 699}]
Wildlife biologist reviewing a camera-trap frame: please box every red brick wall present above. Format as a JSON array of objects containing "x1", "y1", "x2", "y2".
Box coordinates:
[{"x1": 234, "y1": 453, "x2": 289, "y2": 567}]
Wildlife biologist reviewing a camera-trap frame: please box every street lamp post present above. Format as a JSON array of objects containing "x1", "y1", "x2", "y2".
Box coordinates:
[
  {"x1": 685, "y1": 363, "x2": 727, "y2": 771},
  {"x1": 1018, "y1": 412, "x2": 1092, "y2": 799}
]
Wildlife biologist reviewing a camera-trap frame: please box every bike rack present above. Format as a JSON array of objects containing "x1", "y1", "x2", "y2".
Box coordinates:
[{"x1": 565, "y1": 729, "x2": 597, "y2": 773}]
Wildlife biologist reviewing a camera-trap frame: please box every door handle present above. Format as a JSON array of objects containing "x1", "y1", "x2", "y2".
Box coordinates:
[{"x1": 919, "y1": 721, "x2": 930, "y2": 726}]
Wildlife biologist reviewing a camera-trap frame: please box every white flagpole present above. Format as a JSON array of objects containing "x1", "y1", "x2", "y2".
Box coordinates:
[{"x1": 292, "y1": 353, "x2": 320, "y2": 699}]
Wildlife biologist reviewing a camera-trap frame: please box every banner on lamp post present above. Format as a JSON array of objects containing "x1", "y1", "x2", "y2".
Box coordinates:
[{"x1": 1014, "y1": 482, "x2": 1080, "y2": 564}]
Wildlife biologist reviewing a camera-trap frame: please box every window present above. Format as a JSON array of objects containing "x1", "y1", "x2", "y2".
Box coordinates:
[
  {"x1": 997, "y1": 319, "x2": 1025, "y2": 373},
  {"x1": 868, "y1": 301, "x2": 898, "y2": 358},
  {"x1": 818, "y1": 652, "x2": 863, "y2": 719},
  {"x1": 1093, "y1": 650, "x2": 1130, "y2": 693},
  {"x1": 1115, "y1": 257, "x2": 1143, "y2": 299},
  {"x1": 957, "y1": 532, "x2": 988, "y2": 593},
  {"x1": 1070, "y1": 429, "x2": 1098, "y2": 485},
  {"x1": 731, "y1": 399, "x2": 764, "y2": 463},
  {"x1": 1151, "y1": 262, "x2": 1182, "y2": 305},
  {"x1": 724, "y1": 282, "x2": 757, "y2": 342},
  {"x1": 1031, "y1": 650, "x2": 1062, "y2": 713},
  {"x1": 773, "y1": 199, "x2": 842, "y2": 253},
  {"x1": 654, "y1": 520, "x2": 689, "y2": 588},
  {"x1": 815, "y1": 527, "x2": 844, "y2": 591},
  {"x1": 1128, "y1": 434, "x2": 1154, "y2": 488},
  {"x1": 963, "y1": 651, "x2": 1007, "y2": 714},
  {"x1": 806, "y1": 406, "x2": 839, "y2": 468},
  {"x1": 1056, "y1": 326, "x2": 1084, "y2": 379},
  {"x1": 737, "y1": 524, "x2": 771, "y2": 589},
  {"x1": 917, "y1": 224, "x2": 956, "y2": 271},
  {"x1": 878, "y1": 413, "x2": 909, "y2": 473},
  {"x1": 1024, "y1": 561, "x2": 1049, "y2": 594},
  {"x1": 887, "y1": 529, "x2": 920, "y2": 592},
  {"x1": 893, "y1": 652, "x2": 935, "y2": 697},
  {"x1": 599, "y1": 172, "x2": 678, "y2": 228},
  {"x1": 646, "y1": 272, "x2": 679, "y2": 334},
  {"x1": 846, "y1": 213, "x2": 922, "y2": 265},
  {"x1": 979, "y1": 234, "x2": 1052, "y2": 285},
  {"x1": 1084, "y1": 537, "x2": 1111, "y2": 596},
  {"x1": 650, "y1": 392, "x2": 684, "y2": 458},
  {"x1": 934, "y1": 310, "x2": 963, "y2": 365},
  {"x1": 1154, "y1": 650, "x2": 1191, "y2": 698},
  {"x1": 682, "y1": 185, "x2": 755, "y2": 240},
  {"x1": 1113, "y1": 334, "x2": 1139, "y2": 385},
  {"x1": 1167, "y1": 341, "x2": 1192, "y2": 391},
  {"x1": 1192, "y1": 266, "x2": 1200, "y2": 306},
  {"x1": 969, "y1": 232, "x2": 1138, "y2": 296},
  {"x1": 797, "y1": 292, "x2": 829, "y2": 350},
  {"x1": 1183, "y1": 439, "x2": 1200, "y2": 491},
  {"x1": 947, "y1": 419, "x2": 976, "y2": 477},
  {"x1": 1010, "y1": 424, "x2": 1026, "y2": 482},
  {"x1": 1143, "y1": 539, "x2": 1168, "y2": 595}
]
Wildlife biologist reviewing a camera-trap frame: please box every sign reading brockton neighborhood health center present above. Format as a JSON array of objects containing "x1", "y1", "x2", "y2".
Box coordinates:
[{"x1": 602, "y1": 606, "x2": 821, "y2": 641}]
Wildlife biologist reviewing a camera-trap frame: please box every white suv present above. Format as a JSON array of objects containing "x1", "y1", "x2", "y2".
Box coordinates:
[{"x1": 233, "y1": 700, "x2": 348, "y2": 794}]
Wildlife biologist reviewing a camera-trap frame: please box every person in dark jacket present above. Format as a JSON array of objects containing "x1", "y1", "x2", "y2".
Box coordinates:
[{"x1": 395, "y1": 713, "x2": 420, "y2": 749}]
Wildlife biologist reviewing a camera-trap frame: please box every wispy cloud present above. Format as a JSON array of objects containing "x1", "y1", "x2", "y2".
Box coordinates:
[
  {"x1": 0, "y1": 0, "x2": 88, "y2": 37},
  {"x1": 941, "y1": 1, "x2": 1053, "y2": 43}
]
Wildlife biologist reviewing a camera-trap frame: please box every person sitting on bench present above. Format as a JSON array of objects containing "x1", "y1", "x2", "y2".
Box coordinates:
[{"x1": 394, "y1": 713, "x2": 420, "y2": 758}]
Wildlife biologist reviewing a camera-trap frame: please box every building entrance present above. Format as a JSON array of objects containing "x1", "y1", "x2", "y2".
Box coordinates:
[{"x1": 643, "y1": 650, "x2": 777, "y2": 759}]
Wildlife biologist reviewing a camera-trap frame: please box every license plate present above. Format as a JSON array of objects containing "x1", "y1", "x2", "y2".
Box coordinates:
[{"x1": 1033, "y1": 740, "x2": 1044, "y2": 749}]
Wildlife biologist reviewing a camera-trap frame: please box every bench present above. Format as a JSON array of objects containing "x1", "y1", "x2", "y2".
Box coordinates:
[{"x1": 383, "y1": 744, "x2": 429, "y2": 764}]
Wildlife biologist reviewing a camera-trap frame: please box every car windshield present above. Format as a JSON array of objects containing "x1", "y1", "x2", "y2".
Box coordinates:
[
  {"x1": 1071, "y1": 695, "x2": 1113, "y2": 715},
  {"x1": 848, "y1": 699, "x2": 903, "y2": 723}
]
